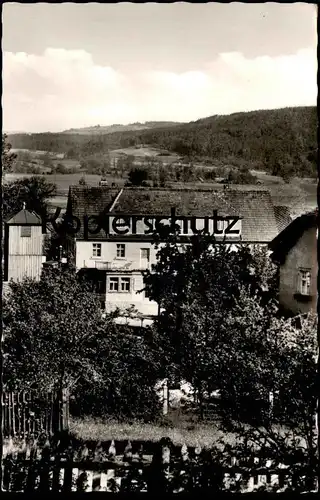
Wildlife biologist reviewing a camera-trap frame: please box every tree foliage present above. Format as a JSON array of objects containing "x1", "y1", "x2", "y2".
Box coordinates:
[
  {"x1": 143, "y1": 232, "x2": 278, "y2": 390},
  {"x1": 3, "y1": 267, "x2": 107, "y2": 391},
  {"x1": 216, "y1": 308, "x2": 318, "y2": 484},
  {"x1": 3, "y1": 267, "x2": 161, "y2": 420},
  {"x1": 143, "y1": 230, "x2": 317, "y2": 478},
  {"x1": 227, "y1": 165, "x2": 257, "y2": 184},
  {"x1": 127, "y1": 167, "x2": 150, "y2": 186},
  {"x1": 2, "y1": 176, "x2": 57, "y2": 220},
  {"x1": 2, "y1": 134, "x2": 17, "y2": 174}
]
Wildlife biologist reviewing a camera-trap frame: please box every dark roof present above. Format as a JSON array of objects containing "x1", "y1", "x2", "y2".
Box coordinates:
[
  {"x1": 67, "y1": 186, "x2": 279, "y2": 243},
  {"x1": 66, "y1": 186, "x2": 120, "y2": 238},
  {"x1": 273, "y1": 205, "x2": 292, "y2": 233},
  {"x1": 269, "y1": 210, "x2": 318, "y2": 264},
  {"x1": 5, "y1": 209, "x2": 42, "y2": 225}
]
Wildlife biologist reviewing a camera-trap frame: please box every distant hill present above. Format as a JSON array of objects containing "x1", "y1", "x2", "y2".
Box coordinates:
[
  {"x1": 7, "y1": 107, "x2": 317, "y2": 178},
  {"x1": 62, "y1": 121, "x2": 183, "y2": 135},
  {"x1": 136, "y1": 106, "x2": 317, "y2": 166}
]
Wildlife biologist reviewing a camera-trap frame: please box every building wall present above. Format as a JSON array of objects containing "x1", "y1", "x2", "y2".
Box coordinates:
[
  {"x1": 76, "y1": 240, "x2": 160, "y2": 316},
  {"x1": 7, "y1": 225, "x2": 44, "y2": 282},
  {"x1": 279, "y1": 227, "x2": 317, "y2": 315},
  {"x1": 76, "y1": 240, "x2": 158, "y2": 271},
  {"x1": 8, "y1": 255, "x2": 45, "y2": 282},
  {"x1": 105, "y1": 271, "x2": 159, "y2": 317},
  {"x1": 8, "y1": 226, "x2": 43, "y2": 255},
  {"x1": 75, "y1": 240, "x2": 254, "y2": 272},
  {"x1": 76, "y1": 239, "x2": 269, "y2": 317}
]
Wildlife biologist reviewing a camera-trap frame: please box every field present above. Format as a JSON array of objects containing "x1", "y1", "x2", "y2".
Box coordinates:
[{"x1": 110, "y1": 146, "x2": 180, "y2": 164}]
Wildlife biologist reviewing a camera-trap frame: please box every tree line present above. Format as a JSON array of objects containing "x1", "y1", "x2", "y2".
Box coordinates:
[{"x1": 7, "y1": 106, "x2": 317, "y2": 179}]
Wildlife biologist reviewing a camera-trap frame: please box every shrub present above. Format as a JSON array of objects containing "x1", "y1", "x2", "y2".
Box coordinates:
[{"x1": 128, "y1": 168, "x2": 150, "y2": 186}]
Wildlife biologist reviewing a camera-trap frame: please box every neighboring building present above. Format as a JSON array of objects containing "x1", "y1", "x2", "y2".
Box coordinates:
[
  {"x1": 269, "y1": 210, "x2": 318, "y2": 315},
  {"x1": 3, "y1": 204, "x2": 46, "y2": 283},
  {"x1": 66, "y1": 186, "x2": 280, "y2": 322}
]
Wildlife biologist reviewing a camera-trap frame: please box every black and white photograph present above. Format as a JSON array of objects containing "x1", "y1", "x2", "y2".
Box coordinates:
[{"x1": 1, "y1": 2, "x2": 318, "y2": 494}]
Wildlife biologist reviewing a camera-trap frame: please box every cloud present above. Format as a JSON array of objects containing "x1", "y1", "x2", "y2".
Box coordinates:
[{"x1": 2, "y1": 47, "x2": 317, "y2": 132}]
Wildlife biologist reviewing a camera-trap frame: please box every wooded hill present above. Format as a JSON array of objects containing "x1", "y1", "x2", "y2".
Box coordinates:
[
  {"x1": 8, "y1": 106, "x2": 317, "y2": 177},
  {"x1": 62, "y1": 120, "x2": 183, "y2": 135}
]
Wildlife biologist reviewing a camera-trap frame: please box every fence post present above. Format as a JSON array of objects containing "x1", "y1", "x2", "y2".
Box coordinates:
[
  {"x1": 58, "y1": 388, "x2": 69, "y2": 432},
  {"x1": 163, "y1": 379, "x2": 168, "y2": 416},
  {"x1": 62, "y1": 388, "x2": 69, "y2": 431}
]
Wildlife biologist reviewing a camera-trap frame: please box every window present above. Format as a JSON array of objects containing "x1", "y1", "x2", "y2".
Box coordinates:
[
  {"x1": 92, "y1": 243, "x2": 102, "y2": 257},
  {"x1": 116, "y1": 244, "x2": 126, "y2": 258},
  {"x1": 298, "y1": 269, "x2": 311, "y2": 295},
  {"x1": 21, "y1": 226, "x2": 31, "y2": 237},
  {"x1": 140, "y1": 248, "x2": 150, "y2": 268},
  {"x1": 109, "y1": 277, "x2": 119, "y2": 292},
  {"x1": 120, "y1": 277, "x2": 131, "y2": 292},
  {"x1": 108, "y1": 276, "x2": 131, "y2": 293}
]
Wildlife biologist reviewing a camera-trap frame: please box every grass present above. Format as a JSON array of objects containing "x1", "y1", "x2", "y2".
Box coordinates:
[{"x1": 69, "y1": 416, "x2": 237, "y2": 448}]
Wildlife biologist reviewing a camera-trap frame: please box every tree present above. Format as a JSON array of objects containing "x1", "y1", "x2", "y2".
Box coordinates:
[
  {"x1": 43, "y1": 151, "x2": 53, "y2": 169},
  {"x1": 143, "y1": 231, "x2": 278, "y2": 413},
  {"x1": 74, "y1": 326, "x2": 161, "y2": 421},
  {"x1": 3, "y1": 266, "x2": 161, "y2": 420},
  {"x1": 144, "y1": 230, "x2": 318, "y2": 488},
  {"x1": 215, "y1": 304, "x2": 318, "y2": 490},
  {"x1": 3, "y1": 266, "x2": 108, "y2": 392},
  {"x1": 55, "y1": 162, "x2": 67, "y2": 174},
  {"x1": 2, "y1": 134, "x2": 17, "y2": 174},
  {"x1": 227, "y1": 166, "x2": 257, "y2": 185},
  {"x1": 127, "y1": 168, "x2": 150, "y2": 186},
  {"x1": 3, "y1": 176, "x2": 57, "y2": 220},
  {"x1": 125, "y1": 154, "x2": 135, "y2": 170}
]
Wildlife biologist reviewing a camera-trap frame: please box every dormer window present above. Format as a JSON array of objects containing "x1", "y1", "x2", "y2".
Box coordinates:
[
  {"x1": 298, "y1": 269, "x2": 311, "y2": 296},
  {"x1": 21, "y1": 226, "x2": 31, "y2": 237}
]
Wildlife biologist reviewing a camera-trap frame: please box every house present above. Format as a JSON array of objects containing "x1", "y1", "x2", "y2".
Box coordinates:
[
  {"x1": 66, "y1": 186, "x2": 280, "y2": 323},
  {"x1": 3, "y1": 204, "x2": 46, "y2": 283},
  {"x1": 269, "y1": 210, "x2": 318, "y2": 315}
]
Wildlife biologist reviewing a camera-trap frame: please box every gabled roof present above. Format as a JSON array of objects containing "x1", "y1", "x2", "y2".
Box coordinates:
[
  {"x1": 269, "y1": 210, "x2": 318, "y2": 264},
  {"x1": 66, "y1": 186, "x2": 120, "y2": 239},
  {"x1": 5, "y1": 208, "x2": 42, "y2": 225},
  {"x1": 273, "y1": 205, "x2": 292, "y2": 233},
  {"x1": 68, "y1": 186, "x2": 279, "y2": 243}
]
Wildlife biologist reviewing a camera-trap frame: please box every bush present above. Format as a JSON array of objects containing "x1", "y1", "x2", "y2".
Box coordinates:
[
  {"x1": 227, "y1": 166, "x2": 257, "y2": 184},
  {"x1": 70, "y1": 331, "x2": 161, "y2": 422},
  {"x1": 128, "y1": 168, "x2": 150, "y2": 186}
]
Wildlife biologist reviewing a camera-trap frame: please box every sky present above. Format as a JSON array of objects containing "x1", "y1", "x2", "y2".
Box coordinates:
[{"x1": 2, "y1": 2, "x2": 317, "y2": 133}]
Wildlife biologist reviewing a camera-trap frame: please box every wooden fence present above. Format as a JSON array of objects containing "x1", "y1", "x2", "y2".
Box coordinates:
[
  {"x1": 1, "y1": 390, "x2": 69, "y2": 438},
  {"x1": 2, "y1": 437, "x2": 317, "y2": 493}
]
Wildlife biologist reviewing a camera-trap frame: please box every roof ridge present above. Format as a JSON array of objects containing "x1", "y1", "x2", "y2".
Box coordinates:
[{"x1": 109, "y1": 189, "x2": 123, "y2": 211}]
